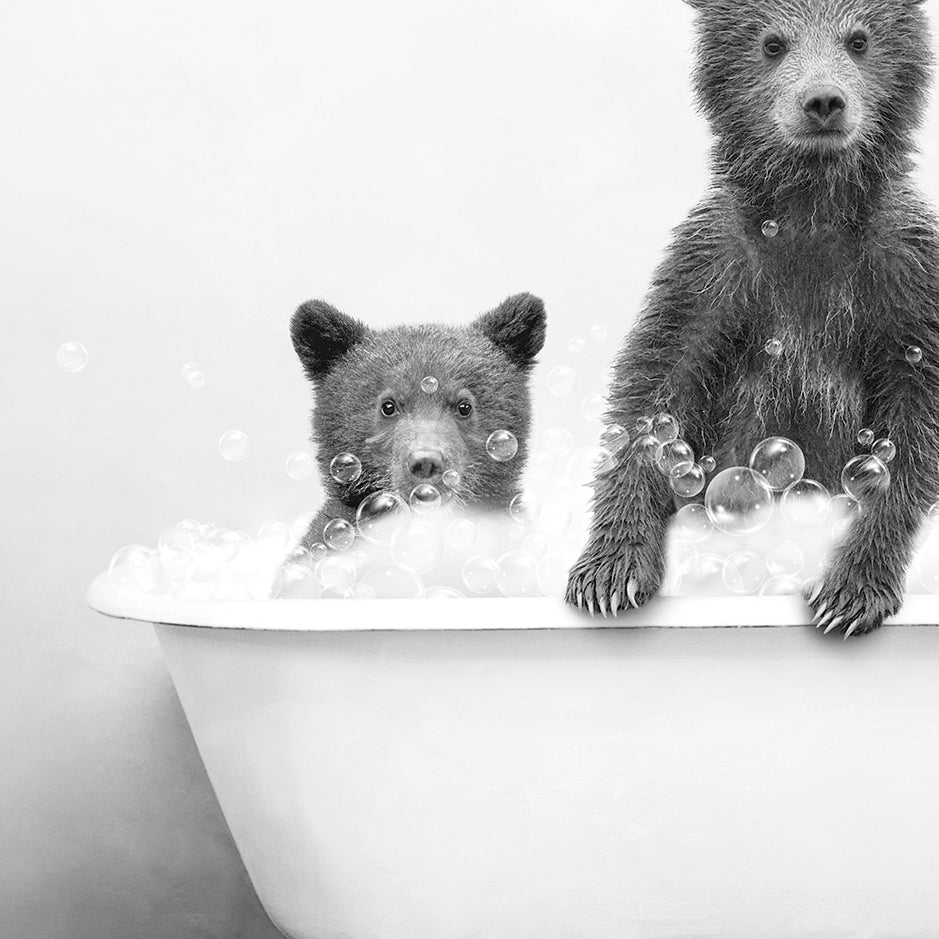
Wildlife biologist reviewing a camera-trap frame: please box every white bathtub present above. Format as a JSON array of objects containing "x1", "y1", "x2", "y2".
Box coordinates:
[{"x1": 87, "y1": 573, "x2": 939, "y2": 939}]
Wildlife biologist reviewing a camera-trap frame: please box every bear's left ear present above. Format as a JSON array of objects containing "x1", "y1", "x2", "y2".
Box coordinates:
[
  {"x1": 291, "y1": 299, "x2": 368, "y2": 382},
  {"x1": 472, "y1": 293, "x2": 547, "y2": 370}
]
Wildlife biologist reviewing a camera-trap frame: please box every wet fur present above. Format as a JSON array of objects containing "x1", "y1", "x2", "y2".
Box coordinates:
[{"x1": 568, "y1": 0, "x2": 939, "y2": 635}]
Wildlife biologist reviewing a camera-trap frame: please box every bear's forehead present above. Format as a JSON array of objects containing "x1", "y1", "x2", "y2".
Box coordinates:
[
  {"x1": 349, "y1": 326, "x2": 502, "y2": 385},
  {"x1": 709, "y1": 0, "x2": 905, "y2": 29}
]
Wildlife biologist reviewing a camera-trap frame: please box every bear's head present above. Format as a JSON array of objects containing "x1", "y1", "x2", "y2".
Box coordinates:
[
  {"x1": 683, "y1": 0, "x2": 933, "y2": 185},
  {"x1": 291, "y1": 293, "x2": 546, "y2": 513}
]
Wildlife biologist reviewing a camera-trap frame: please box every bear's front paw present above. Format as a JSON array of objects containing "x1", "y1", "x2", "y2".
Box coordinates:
[
  {"x1": 803, "y1": 559, "x2": 904, "y2": 638},
  {"x1": 565, "y1": 538, "x2": 664, "y2": 617}
]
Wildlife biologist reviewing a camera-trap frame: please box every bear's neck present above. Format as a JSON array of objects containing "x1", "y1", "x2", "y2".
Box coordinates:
[{"x1": 712, "y1": 138, "x2": 913, "y2": 237}]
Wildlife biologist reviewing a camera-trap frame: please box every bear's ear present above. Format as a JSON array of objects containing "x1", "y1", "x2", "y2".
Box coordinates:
[
  {"x1": 472, "y1": 293, "x2": 547, "y2": 370},
  {"x1": 290, "y1": 299, "x2": 368, "y2": 382}
]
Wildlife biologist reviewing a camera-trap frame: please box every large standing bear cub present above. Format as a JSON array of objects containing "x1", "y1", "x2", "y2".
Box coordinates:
[{"x1": 568, "y1": 0, "x2": 939, "y2": 636}]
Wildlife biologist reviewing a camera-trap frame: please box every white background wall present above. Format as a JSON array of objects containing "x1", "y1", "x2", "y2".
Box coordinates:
[{"x1": 1, "y1": 1, "x2": 937, "y2": 935}]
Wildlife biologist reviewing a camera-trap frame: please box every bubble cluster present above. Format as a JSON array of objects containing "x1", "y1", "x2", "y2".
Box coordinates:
[
  {"x1": 486, "y1": 430, "x2": 519, "y2": 462},
  {"x1": 57, "y1": 341, "x2": 88, "y2": 373},
  {"x1": 219, "y1": 430, "x2": 249, "y2": 462}
]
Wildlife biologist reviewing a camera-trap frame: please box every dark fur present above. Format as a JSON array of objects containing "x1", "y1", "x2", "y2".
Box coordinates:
[
  {"x1": 291, "y1": 294, "x2": 546, "y2": 548},
  {"x1": 568, "y1": 0, "x2": 939, "y2": 635}
]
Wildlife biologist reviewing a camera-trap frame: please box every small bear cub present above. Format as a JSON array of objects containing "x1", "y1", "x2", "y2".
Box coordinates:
[{"x1": 290, "y1": 293, "x2": 546, "y2": 550}]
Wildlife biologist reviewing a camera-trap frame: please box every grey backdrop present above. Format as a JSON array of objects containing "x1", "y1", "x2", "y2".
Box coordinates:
[{"x1": 2, "y1": 0, "x2": 937, "y2": 936}]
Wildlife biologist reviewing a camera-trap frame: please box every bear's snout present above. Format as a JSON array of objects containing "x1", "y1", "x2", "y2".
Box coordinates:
[
  {"x1": 407, "y1": 449, "x2": 445, "y2": 481},
  {"x1": 802, "y1": 85, "x2": 846, "y2": 126}
]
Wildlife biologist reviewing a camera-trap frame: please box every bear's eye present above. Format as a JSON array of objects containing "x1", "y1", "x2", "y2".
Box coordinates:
[
  {"x1": 762, "y1": 36, "x2": 786, "y2": 58},
  {"x1": 456, "y1": 399, "x2": 473, "y2": 418},
  {"x1": 380, "y1": 399, "x2": 397, "y2": 417},
  {"x1": 847, "y1": 31, "x2": 869, "y2": 54}
]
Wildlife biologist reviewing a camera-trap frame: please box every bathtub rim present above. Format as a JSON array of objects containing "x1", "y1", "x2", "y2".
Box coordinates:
[{"x1": 85, "y1": 572, "x2": 939, "y2": 631}]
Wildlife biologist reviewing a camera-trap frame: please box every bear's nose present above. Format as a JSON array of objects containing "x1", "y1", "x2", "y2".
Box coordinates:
[
  {"x1": 802, "y1": 85, "x2": 846, "y2": 124},
  {"x1": 407, "y1": 449, "x2": 444, "y2": 480}
]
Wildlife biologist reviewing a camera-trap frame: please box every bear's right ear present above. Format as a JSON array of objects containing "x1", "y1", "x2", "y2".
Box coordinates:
[
  {"x1": 472, "y1": 293, "x2": 547, "y2": 371},
  {"x1": 290, "y1": 300, "x2": 368, "y2": 382}
]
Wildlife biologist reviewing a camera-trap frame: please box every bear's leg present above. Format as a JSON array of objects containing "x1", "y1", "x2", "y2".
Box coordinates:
[{"x1": 807, "y1": 347, "x2": 939, "y2": 636}]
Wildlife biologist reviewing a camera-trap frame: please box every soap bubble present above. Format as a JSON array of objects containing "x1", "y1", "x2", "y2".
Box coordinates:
[
  {"x1": 568, "y1": 445, "x2": 616, "y2": 484},
  {"x1": 749, "y1": 437, "x2": 805, "y2": 491},
  {"x1": 670, "y1": 463, "x2": 706, "y2": 498},
  {"x1": 425, "y1": 586, "x2": 466, "y2": 599},
  {"x1": 841, "y1": 455, "x2": 890, "y2": 501},
  {"x1": 536, "y1": 553, "x2": 569, "y2": 597},
  {"x1": 543, "y1": 427, "x2": 574, "y2": 458},
  {"x1": 442, "y1": 469, "x2": 461, "y2": 488},
  {"x1": 486, "y1": 430, "x2": 518, "y2": 462},
  {"x1": 409, "y1": 484, "x2": 442, "y2": 514},
  {"x1": 857, "y1": 428, "x2": 875, "y2": 446},
  {"x1": 766, "y1": 541, "x2": 805, "y2": 577},
  {"x1": 320, "y1": 585, "x2": 354, "y2": 599},
  {"x1": 356, "y1": 491, "x2": 410, "y2": 545},
  {"x1": 330, "y1": 452, "x2": 362, "y2": 484},
  {"x1": 497, "y1": 551, "x2": 540, "y2": 597},
  {"x1": 462, "y1": 555, "x2": 499, "y2": 594},
  {"x1": 181, "y1": 362, "x2": 199, "y2": 378},
  {"x1": 446, "y1": 517, "x2": 478, "y2": 551},
  {"x1": 568, "y1": 337, "x2": 586, "y2": 354},
  {"x1": 361, "y1": 563, "x2": 425, "y2": 598},
  {"x1": 109, "y1": 545, "x2": 163, "y2": 595},
  {"x1": 309, "y1": 542, "x2": 328, "y2": 563},
  {"x1": 651, "y1": 413, "x2": 680, "y2": 444},
  {"x1": 673, "y1": 503, "x2": 714, "y2": 543},
  {"x1": 759, "y1": 575, "x2": 802, "y2": 595},
  {"x1": 257, "y1": 521, "x2": 289, "y2": 554},
  {"x1": 57, "y1": 341, "x2": 88, "y2": 373},
  {"x1": 317, "y1": 555, "x2": 357, "y2": 591},
  {"x1": 523, "y1": 532, "x2": 548, "y2": 558},
  {"x1": 601, "y1": 424, "x2": 630, "y2": 455},
  {"x1": 699, "y1": 455, "x2": 716, "y2": 474},
  {"x1": 580, "y1": 394, "x2": 606, "y2": 422},
  {"x1": 186, "y1": 369, "x2": 206, "y2": 389},
  {"x1": 761, "y1": 219, "x2": 780, "y2": 238},
  {"x1": 509, "y1": 492, "x2": 541, "y2": 523},
  {"x1": 722, "y1": 551, "x2": 767, "y2": 595},
  {"x1": 906, "y1": 346, "x2": 923, "y2": 365},
  {"x1": 509, "y1": 523, "x2": 526, "y2": 541},
  {"x1": 632, "y1": 434, "x2": 660, "y2": 465},
  {"x1": 205, "y1": 528, "x2": 244, "y2": 564},
  {"x1": 280, "y1": 561, "x2": 321, "y2": 599},
  {"x1": 705, "y1": 467, "x2": 774, "y2": 534},
  {"x1": 656, "y1": 439, "x2": 695, "y2": 477},
  {"x1": 764, "y1": 338, "x2": 783, "y2": 357},
  {"x1": 390, "y1": 519, "x2": 445, "y2": 573},
  {"x1": 636, "y1": 417, "x2": 653, "y2": 435},
  {"x1": 872, "y1": 438, "x2": 896, "y2": 463},
  {"x1": 421, "y1": 376, "x2": 439, "y2": 393},
  {"x1": 158, "y1": 524, "x2": 198, "y2": 552},
  {"x1": 285, "y1": 451, "x2": 316, "y2": 480},
  {"x1": 589, "y1": 323, "x2": 608, "y2": 342},
  {"x1": 219, "y1": 430, "x2": 249, "y2": 462},
  {"x1": 323, "y1": 518, "x2": 355, "y2": 551},
  {"x1": 547, "y1": 365, "x2": 577, "y2": 397},
  {"x1": 781, "y1": 479, "x2": 830, "y2": 528},
  {"x1": 681, "y1": 553, "x2": 735, "y2": 597},
  {"x1": 829, "y1": 494, "x2": 861, "y2": 538}
]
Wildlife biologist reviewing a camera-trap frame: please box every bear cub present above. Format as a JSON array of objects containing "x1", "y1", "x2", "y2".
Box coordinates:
[
  {"x1": 290, "y1": 293, "x2": 546, "y2": 551},
  {"x1": 568, "y1": 0, "x2": 939, "y2": 636}
]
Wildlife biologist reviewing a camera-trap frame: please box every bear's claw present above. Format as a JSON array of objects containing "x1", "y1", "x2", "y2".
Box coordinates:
[
  {"x1": 803, "y1": 561, "x2": 902, "y2": 638},
  {"x1": 565, "y1": 539, "x2": 663, "y2": 617}
]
